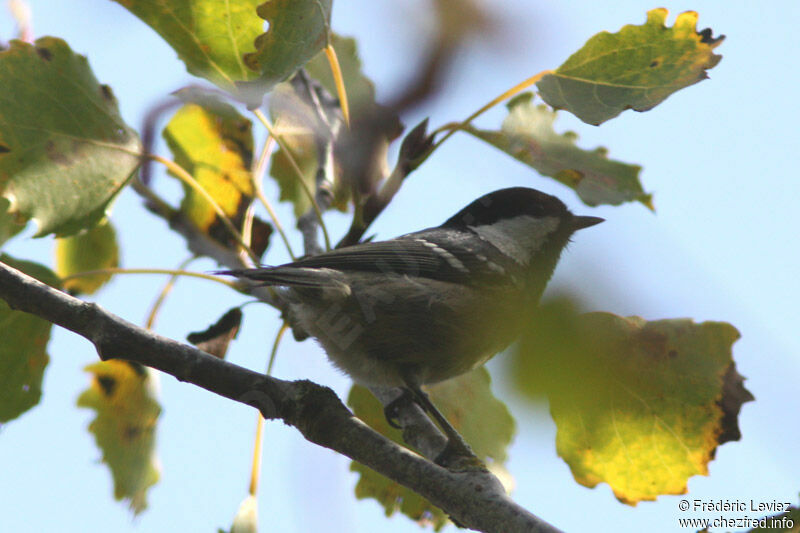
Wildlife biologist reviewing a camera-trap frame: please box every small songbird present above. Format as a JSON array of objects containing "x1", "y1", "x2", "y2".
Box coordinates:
[{"x1": 220, "y1": 187, "x2": 603, "y2": 464}]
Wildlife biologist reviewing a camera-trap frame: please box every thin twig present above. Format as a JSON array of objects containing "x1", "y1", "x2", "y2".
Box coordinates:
[
  {"x1": 145, "y1": 257, "x2": 196, "y2": 330},
  {"x1": 248, "y1": 322, "x2": 288, "y2": 497},
  {"x1": 139, "y1": 99, "x2": 182, "y2": 187},
  {"x1": 145, "y1": 153, "x2": 259, "y2": 263},
  {"x1": 61, "y1": 267, "x2": 234, "y2": 288},
  {"x1": 430, "y1": 69, "x2": 553, "y2": 150},
  {"x1": 252, "y1": 134, "x2": 296, "y2": 261},
  {"x1": 252, "y1": 109, "x2": 332, "y2": 251},
  {"x1": 240, "y1": 201, "x2": 256, "y2": 265},
  {"x1": 129, "y1": 171, "x2": 283, "y2": 309}
]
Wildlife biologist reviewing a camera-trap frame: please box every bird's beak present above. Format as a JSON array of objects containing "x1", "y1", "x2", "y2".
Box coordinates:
[{"x1": 572, "y1": 215, "x2": 605, "y2": 230}]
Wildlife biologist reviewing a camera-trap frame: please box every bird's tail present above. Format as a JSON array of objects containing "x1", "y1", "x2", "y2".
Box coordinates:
[{"x1": 215, "y1": 267, "x2": 347, "y2": 290}]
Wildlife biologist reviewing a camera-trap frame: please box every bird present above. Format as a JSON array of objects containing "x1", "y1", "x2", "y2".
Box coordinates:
[{"x1": 219, "y1": 187, "x2": 603, "y2": 465}]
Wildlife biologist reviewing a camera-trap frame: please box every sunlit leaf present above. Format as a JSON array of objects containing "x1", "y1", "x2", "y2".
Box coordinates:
[
  {"x1": 0, "y1": 255, "x2": 59, "y2": 424},
  {"x1": 348, "y1": 368, "x2": 514, "y2": 529},
  {"x1": 0, "y1": 38, "x2": 140, "y2": 236},
  {"x1": 512, "y1": 299, "x2": 752, "y2": 504},
  {"x1": 240, "y1": 0, "x2": 332, "y2": 100},
  {"x1": 55, "y1": 219, "x2": 119, "y2": 295},
  {"x1": 111, "y1": 0, "x2": 263, "y2": 92},
  {"x1": 164, "y1": 102, "x2": 254, "y2": 232},
  {"x1": 77, "y1": 360, "x2": 161, "y2": 514},
  {"x1": 163, "y1": 102, "x2": 271, "y2": 256},
  {"x1": 466, "y1": 93, "x2": 650, "y2": 208},
  {"x1": 536, "y1": 9, "x2": 723, "y2": 125}
]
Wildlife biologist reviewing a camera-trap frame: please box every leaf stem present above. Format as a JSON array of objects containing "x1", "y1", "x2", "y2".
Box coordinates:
[
  {"x1": 252, "y1": 134, "x2": 297, "y2": 261},
  {"x1": 144, "y1": 153, "x2": 259, "y2": 263},
  {"x1": 431, "y1": 69, "x2": 553, "y2": 149},
  {"x1": 145, "y1": 257, "x2": 196, "y2": 330},
  {"x1": 61, "y1": 267, "x2": 235, "y2": 288},
  {"x1": 249, "y1": 412, "x2": 265, "y2": 496},
  {"x1": 240, "y1": 202, "x2": 257, "y2": 265},
  {"x1": 248, "y1": 321, "x2": 289, "y2": 496},
  {"x1": 324, "y1": 43, "x2": 350, "y2": 127},
  {"x1": 252, "y1": 109, "x2": 331, "y2": 251}
]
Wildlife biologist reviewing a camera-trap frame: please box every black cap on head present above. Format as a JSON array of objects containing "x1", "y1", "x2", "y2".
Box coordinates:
[{"x1": 442, "y1": 187, "x2": 570, "y2": 228}]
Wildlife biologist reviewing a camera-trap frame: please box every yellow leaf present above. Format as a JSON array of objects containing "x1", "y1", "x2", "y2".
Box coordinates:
[{"x1": 77, "y1": 360, "x2": 161, "y2": 514}]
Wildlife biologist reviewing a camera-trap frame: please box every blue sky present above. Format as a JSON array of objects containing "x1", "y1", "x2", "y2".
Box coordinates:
[{"x1": 1, "y1": 1, "x2": 798, "y2": 532}]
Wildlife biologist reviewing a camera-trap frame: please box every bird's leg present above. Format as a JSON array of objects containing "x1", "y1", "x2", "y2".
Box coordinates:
[
  {"x1": 382, "y1": 388, "x2": 416, "y2": 429},
  {"x1": 401, "y1": 380, "x2": 483, "y2": 469}
]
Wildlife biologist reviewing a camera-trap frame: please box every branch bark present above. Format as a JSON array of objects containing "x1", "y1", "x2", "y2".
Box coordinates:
[{"x1": 0, "y1": 260, "x2": 560, "y2": 533}]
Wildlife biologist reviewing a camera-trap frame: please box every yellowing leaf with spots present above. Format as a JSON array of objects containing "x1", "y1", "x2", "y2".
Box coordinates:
[
  {"x1": 77, "y1": 360, "x2": 161, "y2": 514},
  {"x1": 512, "y1": 300, "x2": 752, "y2": 504},
  {"x1": 164, "y1": 103, "x2": 254, "y2": 231},
  {"x1": 0, "y1": 38, "x2": 140, "y2": 237},
  {"x1": 465, "y1": 93, "x2": 650, "y2": 208},
  {"x1": 347, "y1": 368, "x2": 514, "y2": 529},
  {"x1": 55, "y1": 218, "x2": 119, "y2": 295},
  {"x1": 536, "y1": 9, "x2": 724, "y2": 125},
  {"x1": 163, "y1": 102, "x2": 271, "y2": 256}
]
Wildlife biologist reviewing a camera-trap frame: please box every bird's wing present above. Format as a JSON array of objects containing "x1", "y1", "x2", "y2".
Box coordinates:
[{"x1": 222, "y1": 231, "x2": 511, "y2": 287}]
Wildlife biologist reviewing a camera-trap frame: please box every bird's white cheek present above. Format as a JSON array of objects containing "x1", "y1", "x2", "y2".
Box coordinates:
[{"x1": 469, "y1": 215, "x2": 559, "y2": 264}]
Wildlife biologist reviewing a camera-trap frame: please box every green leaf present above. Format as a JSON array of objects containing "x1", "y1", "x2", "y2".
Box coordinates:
[
  {"x1": 55, "y1": 218, "x2": 119, "y2": 295},
  {"x1": 465, "y1": 93, "x2": 650, "y2": 208},
  {"x1": 240, "y1": 0, "x2": 332, "y2": 99},
  {"x1": 0, "y1": 197, "x2": 26, "y2": 247},
  {"x1": 0, "y1": 38, "x2": 141, "y2": 236},
  {"x1": 163, "y1": 102, "x2": 271, "y2": 256},
  {"x1": 111, "y1": 0, "x2": 263, "y2": 92},
  {"x1": 536, "y1": 9, "x2": 724, "y2": 125},
  {"x1": 0, "y1": 254, "x2": 60, "y2": 424},
  {"x1": 269, "y1": 142, "x2": 317, "y2": 218},
  {"x1": 348, "y1": 368, "x2": 514, "y2": 530},
  {"x1": 305, "y1": 33, "x2": 376, "y2": 112},
  {"x1": 512, "y1": 299, "x2": 752, "y2": 505},
  {"x1": 77, "y1": 360, "x2": 161, "y2": 515}
]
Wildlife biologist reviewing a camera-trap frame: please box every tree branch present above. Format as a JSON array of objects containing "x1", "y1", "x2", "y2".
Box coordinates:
[{"x1": 0, "y1": 260, "x2": 560, "y2": 533}]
